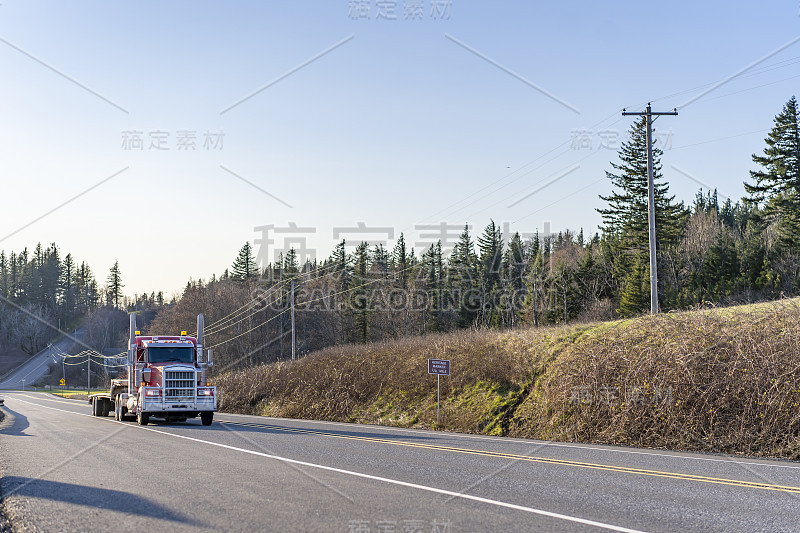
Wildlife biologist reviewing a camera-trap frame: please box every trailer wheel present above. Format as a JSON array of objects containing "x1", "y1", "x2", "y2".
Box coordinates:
[
  {"x1": 91, "y1": 397, "x2": 99, "y2": 417},
  {"x1": 137, "y1": 411, "x2": 149, "y2": 426},
  {"x1": 101, "y1": 399, "x2": 110, "y2": 417},
  {"x1": 200, "y1": 412, "x2": 213, "y2": 426},
  {"x1": 114, "y1": 398, "x2": 120, "y2": 421}
]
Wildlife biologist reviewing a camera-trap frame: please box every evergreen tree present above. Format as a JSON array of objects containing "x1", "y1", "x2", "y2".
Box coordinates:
[
  {"x1": 392, "y1": 234, "x2": 411, "y2": 290},
  {"x1": 8, "y1": 251, "x2": 17, "y2": 300},
  {"x1": 283, "y1": 248, "x2": 300, "y2": 276},
  {"x1": 41, "y1": 243, "x2": 60, "y2": 310},
  {"x1": 449, "y1": 225, "x2": 479, "y2": 327},
  {"x1": 331, "y1": 239, "x2": 351, "y2": 294},
  {"x1": 231, "y1": 242, "x2": 258, "y2": 281},
  {"x1": 503, "y1": 232, "x2": 527, "y2": 326},
  {"x1": 744, "y1": 96, "x2": 800, "y2": 248},
  {"x1": 598, "y1": 116, "x2": 687, "y2": 250},
  {"x1": 422, "y1": 243, "x2": 443, "y2": 332},
  {"x1": 618, "y1": 257, "x2": 647, "y2": 318},
  {"x1": 60, "y1": 253, "x2": 76, "y2": 315},
  {"x1": 350, "y1": 242, "x2": 371, "y2": 343},
  {"x1": 106, "y1": 260, "x2": 124, "y2": 309},
  {"x1": 477, "y1": 220, "x2": 503, "y2": 326},
  {"x1": 0, "y1": 252, "x2": 7, "y2": 300},
  {"x1": 371, "y1": 244, "x2": 390, "y2": 279}
]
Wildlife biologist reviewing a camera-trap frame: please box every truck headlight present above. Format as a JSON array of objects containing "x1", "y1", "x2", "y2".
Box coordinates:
[
  {"x1": 197, "y1": 388, "x2": 214, "y2": 397},
  {"x1": 145, "y1": 389, "x2": 161, "y2": 397}
]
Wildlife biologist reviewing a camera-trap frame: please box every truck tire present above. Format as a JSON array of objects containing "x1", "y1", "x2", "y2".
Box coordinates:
[
  {"x1": 101, "y1": 399, "x2": 110, "y2": 417},
  {"x1": 200, "y1": 412, "x2": 213, "y2": 426},
  {"x1": 137, "y1": 411, "x2": 149, "y2": 426},
  {"x1": 92, "y1": 397, "x2": 100, "y2": 417},
  {"x1": 117, "y1": 395, "x2": 129, "y2": 421}
]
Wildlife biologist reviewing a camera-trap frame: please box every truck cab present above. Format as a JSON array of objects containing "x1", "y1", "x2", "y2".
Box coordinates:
[{"x1": 130, "y1": 333, "x2": 217, "y2": 425}]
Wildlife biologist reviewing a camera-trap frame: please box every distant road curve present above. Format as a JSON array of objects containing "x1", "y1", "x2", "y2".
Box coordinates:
[{"x1": 0, "y1": 330, "x2": 84, "y2": 390}]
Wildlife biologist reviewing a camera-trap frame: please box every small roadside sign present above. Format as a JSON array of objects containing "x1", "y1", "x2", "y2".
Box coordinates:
[
  {"x1": 428, "y1": 359, "x2": 450, "y2": 375},
  {"x1": 60, "y1": 378, "x2": 65, "y2": 386},
  {"x1": 428, "y1": 359, "x2": 451, "y2": 425}
]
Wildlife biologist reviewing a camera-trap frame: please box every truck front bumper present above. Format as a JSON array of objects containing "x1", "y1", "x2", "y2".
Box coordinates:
[{"x1": 140, "y1": 387, "x2": 217, "y2": 413}]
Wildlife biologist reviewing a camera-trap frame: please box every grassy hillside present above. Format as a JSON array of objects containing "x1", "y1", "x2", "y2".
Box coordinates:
[{"x1": 216, "y1": 299, "x2": 800, "y2": 459}]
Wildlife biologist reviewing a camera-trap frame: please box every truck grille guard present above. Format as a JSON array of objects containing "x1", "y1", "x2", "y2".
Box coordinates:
[{"x1": 164, "y1": 366, "x2": 197, "y2": 400}]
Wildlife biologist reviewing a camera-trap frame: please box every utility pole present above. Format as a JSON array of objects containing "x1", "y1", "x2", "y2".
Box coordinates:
[
  {"x1": 87, "y1": 352, "x2": 91, "y2": 391},
  {"x1": 621, "y1": 103, "x2": 677, "y2": 314},
  {"x1": 290, "y1": 279, "x2": 296, "y2": 361}
]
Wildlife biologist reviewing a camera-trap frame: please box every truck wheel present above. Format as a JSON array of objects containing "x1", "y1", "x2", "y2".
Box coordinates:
[
  {"x1": 200, "y1": 412, "x2": 213, "y2": 426},
  {"x1": 137, "y1": 411, "x2": 149, "y2": 426},
  {"x1": 118, "y1": 395, "x2": 129, "y2": 421},
  {"x1": 100, "y1": 399, "x2": 110, "y2": 417}
]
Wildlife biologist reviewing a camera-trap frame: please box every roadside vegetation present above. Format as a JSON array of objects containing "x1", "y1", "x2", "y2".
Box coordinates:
[{"x1": 216, "y1": 298, "x2": 800, "y2": 459}]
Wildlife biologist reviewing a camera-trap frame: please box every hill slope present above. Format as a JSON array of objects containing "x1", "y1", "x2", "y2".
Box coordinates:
[{"x1": 216, "y1": 299, "x2": 800, "y2": 459}]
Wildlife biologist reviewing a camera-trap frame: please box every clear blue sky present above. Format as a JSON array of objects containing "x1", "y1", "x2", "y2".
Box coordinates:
[{"x1": 0, "y1": 1, "x2": 798, "y2": 297}]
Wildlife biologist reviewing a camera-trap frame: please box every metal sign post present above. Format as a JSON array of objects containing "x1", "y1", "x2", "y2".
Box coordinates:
[{"x1": 427, "y1": 359, "x2": 451, "y2": 426}]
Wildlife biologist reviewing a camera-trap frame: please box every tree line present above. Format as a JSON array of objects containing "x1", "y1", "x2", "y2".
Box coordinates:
[{"x1": 0, "y1": 241, "x2": 163, "y2": 356}]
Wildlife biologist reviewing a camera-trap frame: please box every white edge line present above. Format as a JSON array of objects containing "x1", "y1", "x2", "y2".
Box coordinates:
[
  {"x1": 11, "y1": 394, "x2": 800, "y2": 471},
  {"x1": 7, "y1": 397, "x2": 645, "y2": 533},
  {"x1": 217, "y1": 413, "x2": 800, "y2": 471}
]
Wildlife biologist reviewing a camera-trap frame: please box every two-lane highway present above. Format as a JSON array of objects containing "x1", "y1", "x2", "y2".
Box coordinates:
[{"x1": 1, "y1": 392, "x2": 798, "y2": 532}]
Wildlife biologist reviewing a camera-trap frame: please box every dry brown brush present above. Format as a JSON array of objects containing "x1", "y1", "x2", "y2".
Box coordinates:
[
  {"x1": 216, "y1": 300, "x2": 800, "y2": 458},
  {"x1": 511, "y1": 300, "x2": 800, "y2": 458}
]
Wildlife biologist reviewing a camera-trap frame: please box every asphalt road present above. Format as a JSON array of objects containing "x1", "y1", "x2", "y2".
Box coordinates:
[{"x1": 1, "y1": 392, "x2": 799, "y2": 532}]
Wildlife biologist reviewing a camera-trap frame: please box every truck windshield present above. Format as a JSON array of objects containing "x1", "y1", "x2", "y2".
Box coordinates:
[{"x1": 147, "y1": 347, "x2": 194, "y2": 364}]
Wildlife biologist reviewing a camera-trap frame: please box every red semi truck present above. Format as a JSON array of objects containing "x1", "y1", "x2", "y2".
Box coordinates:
[{"x1": 88, "y1": 313, "x2": 216, "y2": 426}]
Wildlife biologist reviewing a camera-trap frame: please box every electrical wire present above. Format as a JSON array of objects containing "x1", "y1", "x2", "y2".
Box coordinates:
[{"x1": 205, "y1": 307, "x2": 291, "y2": 349}]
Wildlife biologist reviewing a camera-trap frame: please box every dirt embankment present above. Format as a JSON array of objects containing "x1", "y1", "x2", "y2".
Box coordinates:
[{"x1": 216, "y1": 299, "x2": 800, "y2": 459}]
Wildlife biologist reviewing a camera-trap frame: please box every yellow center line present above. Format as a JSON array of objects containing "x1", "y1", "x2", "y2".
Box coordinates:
[{"x1": 218, "y1": 419, "x2": 800, "y2": 495}]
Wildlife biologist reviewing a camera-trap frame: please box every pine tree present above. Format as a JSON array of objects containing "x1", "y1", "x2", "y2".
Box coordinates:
[
  {"x1": 283, "y1": 248, "x2": 299, "y2": 276},
  {"x1": 231, "y1": 242, "x2": 258, "y2": 281},
  {"x1": 448, "y1": 225, "x2": 479, "y2": 327},
  {"x1": 744, "y1": 96, "x2": 800, "y2": 248},
  {"x1": 598, "y1": 116, "x2": 687, "y2": 250},
  {"x1": 477, "y1": 220, "x2": 503, "y2": 326},
  {"x1": 350, "y1": 242, "x2": 371, "y2": 343},
  {"x1": 106, "y1": 260, "x2": 124, "y2": 309},
  {"x1": 8, "y1": 251, "x2": 17, "y2": 300},
  {"x1": 0, "y1": 252, "x2": 7, "y2": 300},
  {"x1": 618, "y1": 257, "x2": 647, "y2": 318},
  {"x1": 422, "y1": 243, "x2": 443, "y2": 332},
  {"x1": 41, "y1": 243, "x2": 60, "y2": 310},
  {"x1": 371, "y1": 244, "x2": 390, "y2": 279},
  {"x1": 503, "y1": 232, "x2": 526, "y2": 326},
  {"x1": 60, "y1": 253, "x2": 76, "y2": 315}
]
